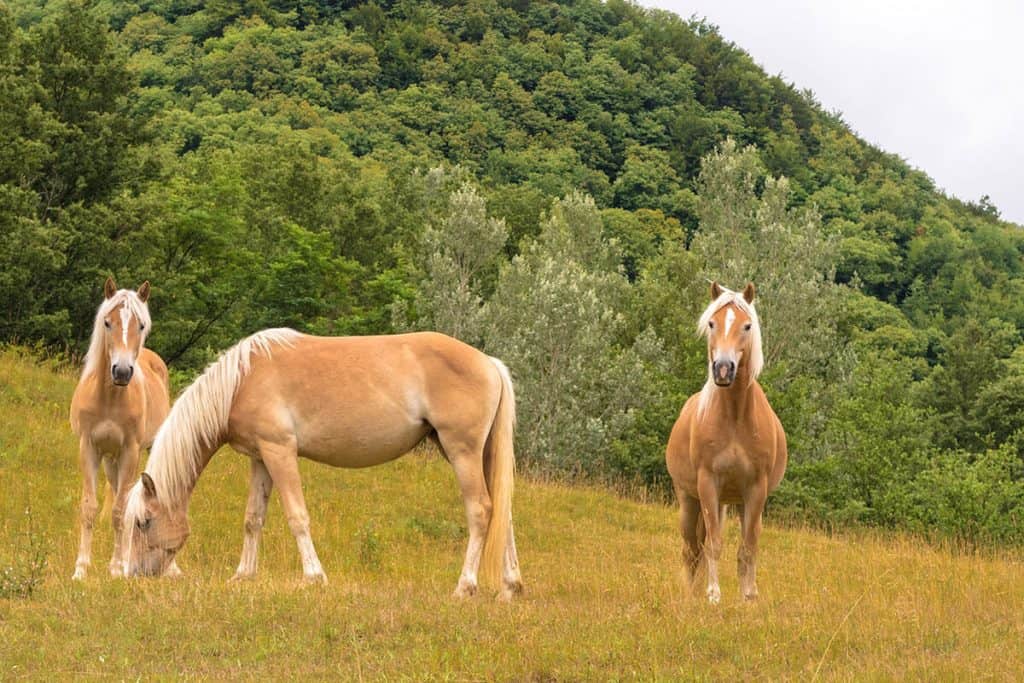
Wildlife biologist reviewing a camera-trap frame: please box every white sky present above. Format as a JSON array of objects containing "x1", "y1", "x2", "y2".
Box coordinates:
[{"x1": 638, "y1": 0, "x2": 1024, "y2": 226}]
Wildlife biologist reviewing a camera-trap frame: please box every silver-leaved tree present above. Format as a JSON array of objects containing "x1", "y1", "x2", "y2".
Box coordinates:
[{"x1": 481, "y1": 192, "x2": 664, "y2": 472}]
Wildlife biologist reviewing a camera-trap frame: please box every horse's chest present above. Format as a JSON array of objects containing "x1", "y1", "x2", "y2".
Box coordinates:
[
  {"x1": 89, "y1": 420, "x2": 128, "y2": 453},
  {"x1": 704, "y1": 441, "x2": 754, "y2": 478}
]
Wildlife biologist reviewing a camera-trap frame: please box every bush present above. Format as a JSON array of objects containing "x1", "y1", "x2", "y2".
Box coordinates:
[{"x1": 0, "y1": 506, "x2": 48, "y2": 599}]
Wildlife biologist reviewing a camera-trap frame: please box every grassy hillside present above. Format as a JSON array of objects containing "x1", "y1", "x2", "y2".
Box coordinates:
[{"x1": 2, "y1": 349, "x2": 1022, "y2": 679}]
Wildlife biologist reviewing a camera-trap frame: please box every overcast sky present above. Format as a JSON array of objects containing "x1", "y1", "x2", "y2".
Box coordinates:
[{"x1": 637, "y1": 0, "x2": 1024, "y2": 226}]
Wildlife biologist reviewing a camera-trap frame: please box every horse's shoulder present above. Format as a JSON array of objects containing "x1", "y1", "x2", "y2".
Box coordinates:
[{"x1": 69, "y1": 372, "x2": 98, "y2": 418}]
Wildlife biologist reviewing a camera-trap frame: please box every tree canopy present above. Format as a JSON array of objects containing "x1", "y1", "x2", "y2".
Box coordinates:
[{"x1": 2, "y1": 0, "x2": 1022, "y2": 545}]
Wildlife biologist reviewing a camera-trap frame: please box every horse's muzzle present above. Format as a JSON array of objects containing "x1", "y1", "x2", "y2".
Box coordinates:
[
  {"x1": 713, "y1": 359, "x2": 736, "y2": 386},
  {"x1": 111, "y1": 364, "x2": 134, "y2": 386}
]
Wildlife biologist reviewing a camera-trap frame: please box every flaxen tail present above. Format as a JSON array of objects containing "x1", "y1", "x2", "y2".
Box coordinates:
[{"x1": 480, "y1": 357, "x2": 516, "y2": 588}]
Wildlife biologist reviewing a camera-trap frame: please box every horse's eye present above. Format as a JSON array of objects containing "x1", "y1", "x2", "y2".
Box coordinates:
[
  {"x1": 139, "y1": 323, "x2": 146, "y2": 331},
  {"x1": 708, "y1": 321, "x2": 715, "y2": 329},
  {"x1": 136, "y1": 518, "x2": 151, "y2": 531},
  {"x1": 104, "y1": 320, "x2": 111, "y2": 329},
  {"x1": 743, "y1": 323, "x2": 752, "y2": 331}
]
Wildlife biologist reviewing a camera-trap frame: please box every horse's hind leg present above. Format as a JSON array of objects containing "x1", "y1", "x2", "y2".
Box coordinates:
[
  {"x1": 73, "y1": 439, "x2": 100, "y2": 580},
  {"x1": 500, "y1": 519, "x2": 523, "y2": 601},
  {"x1": 438, "y1": 430, "x2": 492, "y2": 598},
  {"x1": 257, "y1": 437, "x2": 326, "y2": 583},
  {"x1": 738, "y1": 479, "x2": 768, "y2": 601},
  {"x1": 232, "y1": 457, "x2": 274, "y2": 581}
]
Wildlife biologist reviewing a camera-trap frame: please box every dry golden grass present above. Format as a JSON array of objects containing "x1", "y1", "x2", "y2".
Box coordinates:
[{"x1": 1, "y1": 347, "x2": 1022, "y2": 680}]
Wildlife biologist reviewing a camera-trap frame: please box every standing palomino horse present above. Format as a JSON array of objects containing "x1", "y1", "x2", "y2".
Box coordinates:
[
  {"x1": 666, "y1": 282, "x2": 787, "y2": 604},
  {"x1": 123, "y1": 329, "x2": 523, "y2": 600},
  {"x1": 70, "y1": 277, "x2": 171, "y2": 579}
]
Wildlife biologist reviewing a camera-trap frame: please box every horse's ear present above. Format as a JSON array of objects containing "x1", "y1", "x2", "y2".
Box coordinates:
[
  {"x1": 141, "y1": 473, "x2": 156, "y2": 500},
  {"x1": 104, "y1": 276, "x2": 117, "y2": 299},
  {"x1": 137, "y1": 281, "x2": 151, "y2": 303},
  {"x1": 742, "y1": 282, "x2": 756, "y2": 304},
  {"x1": 710, "y1": 281, "x2": 722, "y2": 300}
]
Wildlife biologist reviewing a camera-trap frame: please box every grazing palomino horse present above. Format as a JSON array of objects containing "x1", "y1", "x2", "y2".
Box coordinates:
[
  {"x1": 123, "y1": 329, "x2": 523, "y2": 600},
  {"x1": 666, "y1": 282, "x2": 787, "y2": 604},
  {"x1": 70, "y1": 277, "x2": 171, "y2": 579}
]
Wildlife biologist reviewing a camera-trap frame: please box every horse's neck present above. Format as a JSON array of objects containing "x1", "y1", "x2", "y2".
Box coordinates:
[
  {"x1": 85, "y1": 351, "x2": 114, "y2": 394},
  {"x1": 708, "y1": 370, "x2": 757, "y2": 421},
  {"x1": 155, "y1": 431, "x2": 223, "y2": 509},
  {"x1": 189, "y1": 443, "x2": 220, "y2": 494}
]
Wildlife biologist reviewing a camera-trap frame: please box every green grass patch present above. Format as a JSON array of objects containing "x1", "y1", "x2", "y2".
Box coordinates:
[{"x1": 1, "y1": 348, "x2": 1022, "y2": 679}]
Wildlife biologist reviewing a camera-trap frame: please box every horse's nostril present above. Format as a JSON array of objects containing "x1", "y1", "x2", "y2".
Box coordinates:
[{"x1": 112, "y1": 365, "x2": 134, "y2": 384}]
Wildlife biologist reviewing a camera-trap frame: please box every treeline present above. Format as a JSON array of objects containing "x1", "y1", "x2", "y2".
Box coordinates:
[{"x1": 1, "y1": 0, "x2": 1021, "y2": 545}]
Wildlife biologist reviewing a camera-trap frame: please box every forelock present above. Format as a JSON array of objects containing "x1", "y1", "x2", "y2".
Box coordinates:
[{"x1": 697, "y1": 288, "x2": 758, "y2": 337}]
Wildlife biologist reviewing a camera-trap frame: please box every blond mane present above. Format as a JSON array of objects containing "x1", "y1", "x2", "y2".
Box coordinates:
[
  {"x1": 132, "y1": 328, "x2": 300, "y2": 509},
  {"x1": 695, "y1": 287, "x2": 764, "y2": 420}
]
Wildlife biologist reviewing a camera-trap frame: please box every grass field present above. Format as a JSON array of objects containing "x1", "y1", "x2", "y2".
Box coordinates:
[{"x1": 1, "y1": 348, "x2": 1022, "y2": 680}]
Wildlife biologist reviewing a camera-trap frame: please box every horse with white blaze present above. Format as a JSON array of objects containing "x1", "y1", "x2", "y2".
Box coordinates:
[
  {"x1": 70, "y1": 277, "x2": 172, "y2": 579},
  {"x1": 666, "y1": 282, "x2": 788, "y2": 604}
]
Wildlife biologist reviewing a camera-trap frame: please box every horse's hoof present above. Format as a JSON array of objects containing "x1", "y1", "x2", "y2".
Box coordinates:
[
  {"x1": 707, "y1": 587, "x2": 721, "y2": 605},
  {"x1": 229, "y1": 571, "x2": 253, "y2": 583},
  {"x1": 72, "y1": 567, "x2": 87, "y2": 581},
  {"x1": 303, "y1": 572, "x2": 328, "y2": 585},
  {"x1": 109, "y1": 558, "x2": 126, "y2": 578},
  {"x1": 743, "y1": 590, "x2": 759, "y2": 602},
  {"x1": 452, "y1": 582, "x2": 477, "y2": 599},
  {"x1": 163, "y1": 564, "x2": 183, "y2": 579},
  {"x1": 497, "y1": 580, "x2": 523, "y2": 602}
]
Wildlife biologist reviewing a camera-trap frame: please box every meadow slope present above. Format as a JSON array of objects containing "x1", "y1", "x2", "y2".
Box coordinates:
[{"x1": 1, "y1": 349, "x2": 1022, "y2": 680}]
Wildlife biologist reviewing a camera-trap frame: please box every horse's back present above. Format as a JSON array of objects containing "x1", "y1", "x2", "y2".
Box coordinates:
[
  {"x1": 767, "y1": 405, "x2": 788, "y2": 493},
  {"x1": 140, "y1": 348, "x2": 169, "y2": 386},
  {"x1": 229, "y1": 331, "x2": 502, "y2": 467},
  {"x1": 748, "y1": 382, "x2": 787, "y2": 493}
]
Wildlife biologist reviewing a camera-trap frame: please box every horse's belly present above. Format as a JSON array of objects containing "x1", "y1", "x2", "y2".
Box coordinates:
[{"x1": 295, "y1": 417, "x2": 431, "y2": 469}]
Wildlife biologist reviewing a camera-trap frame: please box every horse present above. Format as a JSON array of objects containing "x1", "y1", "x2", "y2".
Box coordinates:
[
  {"x1": 665, "y1": 282, "x2": 787, "y2": 604},
  {"x1": 70, "y1": 277, "x2": 171, "y2": 579},
  {"x1": 122, "y1": 329, "x2": 523, "y2": 600}
]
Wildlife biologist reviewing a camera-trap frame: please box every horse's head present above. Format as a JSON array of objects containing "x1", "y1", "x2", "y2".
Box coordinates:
[
  {"x1": 699, "y1": 281, "x2": 763, "y2": 388},
  {"x1": 123, "y1": 472, "x2": 190, "y2": 577},
  {"x1": 98, "y1": 276, "x2": 152, "y2": 386}
]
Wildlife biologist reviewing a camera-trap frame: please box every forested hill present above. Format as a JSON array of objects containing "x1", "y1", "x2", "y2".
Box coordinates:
[{"x1": 2, "y1": 0, "x2": 1022, "y2": 542}]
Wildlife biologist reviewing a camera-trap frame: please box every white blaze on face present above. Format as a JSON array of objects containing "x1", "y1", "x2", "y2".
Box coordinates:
[
  {"x1": 120, "y1": 300, "x2": 131, "y2": 346},
  {"x1": 724, "y1": 307, "x2": 736, "y2": 336}
]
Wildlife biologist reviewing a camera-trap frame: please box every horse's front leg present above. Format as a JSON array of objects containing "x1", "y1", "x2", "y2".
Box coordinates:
[
  {"x1": 696, "y1": 469, "x2": 724, "y2": 605},
  {"x1": 258, "y1": 438, "x2": 325, "y2": 583},
  {"x1": 231, "y1": 457, "x2": 274, "y2": 581},
  {"x1": 108, "y1": 440, "x2": 140, "y2": 577},
  {"x1": 738, "y1": 479, "x2": 768, "y2": 601},
  {"x1": 676, "y1": 491, "x2": 704, "y2": 586},
  {"x1": 73, "y1": 438, "x2": 101, "y2": 580}
]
